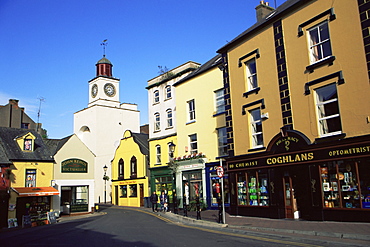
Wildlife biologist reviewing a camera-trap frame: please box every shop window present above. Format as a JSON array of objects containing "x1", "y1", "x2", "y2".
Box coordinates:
[
  {"x1": 25, "y1": 169, "x2": 36, "y2": 187},
  {"x1": 155, "y1": 176, "x2": 173, "y2": 203},
  {"x1": 120, "y1": 185, "x2": 127, "y2": 198},
  {"x1": 237, "y1": 170, "x2": 269, "y2": 206},
  {"x1": 129, "y1": 184, "x2": 137, "y2": 197},
  {"x1": 210, "y1": 175, "x2": 230, "y2": 207},
  {"x1": 130, "y1": 156, "x2": 137, "y2": 178},
  {"x1": 320, "y1": 160, "x2": 365, "y2": 209}
]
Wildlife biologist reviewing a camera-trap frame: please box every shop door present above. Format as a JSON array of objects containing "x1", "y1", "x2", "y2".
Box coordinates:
[
  {"x1": 139, "y1": 184, "x2": 144, "y2": 207},
  {"x1": 115, "y1": 186, "x2": 119, "y2": 205},
  {"x1": 284, "y1": 176, "x2": 297, "y2": 219}
]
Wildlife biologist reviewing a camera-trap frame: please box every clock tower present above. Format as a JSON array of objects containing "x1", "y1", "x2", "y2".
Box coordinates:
[{"x1": 88, "y1": 56, "x2": 120, "y2": 108}]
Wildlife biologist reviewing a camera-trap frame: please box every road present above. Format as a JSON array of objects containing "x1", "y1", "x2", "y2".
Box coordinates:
[{"x1": 0, "y1": 205, "x2": 367, "y2": 247}]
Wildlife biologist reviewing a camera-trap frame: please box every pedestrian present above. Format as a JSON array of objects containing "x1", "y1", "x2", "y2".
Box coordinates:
[
  {"x1": 150, "y1": 191, "x2": 158, "y2": 212},
  {"x1": 160, "y1": 191, "x2": 168, "y2": 212}
]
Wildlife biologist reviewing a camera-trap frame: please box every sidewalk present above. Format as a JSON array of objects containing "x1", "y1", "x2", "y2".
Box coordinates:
[{"x1": 136, "y1": 206, "x2": 370, "y2": 242}]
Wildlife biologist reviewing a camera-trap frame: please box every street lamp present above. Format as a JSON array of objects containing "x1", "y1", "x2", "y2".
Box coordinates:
[
  {"x1": 103, "y1": 165, "x2": 108, "y2": 204},
  {"x1": 169, "y1": 142, "x2": 176, "y2": 158},
  {"x1": 168, "y1": 142, "x2": 177, "y2": 213}
]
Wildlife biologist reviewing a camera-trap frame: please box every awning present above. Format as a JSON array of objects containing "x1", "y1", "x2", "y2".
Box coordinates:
[{"x1": 12, "y1": 187, "x2": 59, "y2": 197}]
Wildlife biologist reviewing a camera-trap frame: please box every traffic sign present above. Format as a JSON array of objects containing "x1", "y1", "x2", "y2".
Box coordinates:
[{"x1": 216, "y1": 166, "x2": 224, "y2": 178}]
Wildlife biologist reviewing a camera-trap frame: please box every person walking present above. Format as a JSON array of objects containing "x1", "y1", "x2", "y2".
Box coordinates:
[{"x1": 150, "y1": 191, "x2": 158, "y2": 212}]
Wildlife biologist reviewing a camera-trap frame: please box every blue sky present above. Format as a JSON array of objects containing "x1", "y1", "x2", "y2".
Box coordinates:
[{"x1": 0, "y1": 0, "x2": 285, "y2": 139}]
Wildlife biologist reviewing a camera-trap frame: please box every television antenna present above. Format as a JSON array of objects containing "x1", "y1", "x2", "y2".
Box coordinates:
[
  {"x1": 101, "y1": 39, "x2": 108, "y2": 57},
  {"x1": 36, "y1": 97, "x2": 45, "y2": 132}
]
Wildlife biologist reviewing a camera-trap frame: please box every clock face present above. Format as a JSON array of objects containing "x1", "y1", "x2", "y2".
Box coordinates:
[
  {"x1": 91, "y1": 84, "x2": 98, "y2": 98},
  {"x1": 104, "y1": 83, "x2": 116, "y2": 97}
]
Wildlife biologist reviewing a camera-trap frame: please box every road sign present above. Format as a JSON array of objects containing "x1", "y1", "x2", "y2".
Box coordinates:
[{"x1": 216, "y1": 166, "x2": 224, "y2": 178}]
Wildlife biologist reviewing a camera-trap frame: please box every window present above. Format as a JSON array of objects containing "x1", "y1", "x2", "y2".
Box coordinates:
[
  {"x1": 189, "y1": 134, "x2": 197, "y2": 154},
  {"x1": 24, "y1": 139, "x2": 32, "y2": 151},
  {"x1": 217, "y1": 127, "x2": 228, "y2": 157},
  {"x1": 165, "y1": 86, "x2": 172, "y2": 100},
  {"x1": 237, "y1": 171, "x2": 269, "y2": 206},
  {"x1": 308, "y1": 21, "x2": 332, "y2": 64},
  {"x1": 166, "y1": 109, "x2": 173, "y2": 128},
  {"x1": 118, "y1": 158, "x2": 124, "y2": 179},
  {"x1": 154, "y1": 113, "x2": 160, "y2": 131},
  {"x1": 26, "y1": 169, "x2": 36, "y2": 187},
  {"x1": 250, "y1": 108, "x2": 263, "y2": 148},
  {"x1": 120, "y1": 185, "x2": 127, "y2": 198},
  {"x1": 215, "y1": 89, "x2": 225, "y2": 114},
  {"x1": 130, "y1": 156, "x2": 137, "y2": 178},
  {"x1": 315, "y1": 84, "x2": 342, "y2": 137},
  {"x1": 168, "y1": 143, "x2": 174, "y2": 161},
  {"x1": 154, "y1": 90, "x2": 160, "y2": 103},
  {"x1": 129, "y1": 184, "x2": 137, "y2": 197},
  {"x1": 188, "y1": 99, "x2": 196, "y2": 121},
  {"x1": 156, "y1": 145, "x2": 161, "y2": 164},
  {"x1": 245, "y1": 58, "x2": 258, "y2": 91}
]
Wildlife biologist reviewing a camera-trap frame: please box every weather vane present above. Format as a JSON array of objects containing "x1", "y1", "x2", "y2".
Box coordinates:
[{"x1": 101, "y1": 39, "x2": 108, "y2": 57}]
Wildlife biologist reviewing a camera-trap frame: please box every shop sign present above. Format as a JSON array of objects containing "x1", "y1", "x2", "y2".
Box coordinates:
[
  {"x1": 119, "y1": 179, "x2": 143, "y2": 185},
  {"x1": 228, "y1": 143, "x2": 370, "y2": 170},
  {"x1": 71, "y1": 204, "x2": 88, "y2": 212},
  {"x1": 61, "y1": 159, "x2": 88, "y2": 173}
]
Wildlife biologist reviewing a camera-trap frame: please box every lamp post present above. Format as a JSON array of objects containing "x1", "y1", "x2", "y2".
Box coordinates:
[
  {"x1": 168, "y1": 142, "x2": 177, "y2": 213},
  {"x1": 103, "y1": 165, "x2": 108, "y2": 204}
]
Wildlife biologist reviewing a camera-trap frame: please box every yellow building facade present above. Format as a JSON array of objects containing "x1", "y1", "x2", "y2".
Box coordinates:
[
  {"x1": 111, "y1": 130, "x2": 149, "y2": 207},
  {"x1": 218, "y1": 0, "x2": 370, "y2": 222},
  {"x1": 174, "y1": 55, "x2": 227, "y2": 208}
]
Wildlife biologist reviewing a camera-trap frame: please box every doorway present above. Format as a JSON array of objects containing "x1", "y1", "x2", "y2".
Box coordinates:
[
  {"x1": 139, "y1": 184, "x2": 144, "y2": 207},
  {"x1": 115, "y1": 186, "x2": 119, "y2": 205},
  {"x1": 283, "y1": 176, "x2": 298, "y2": 219}
]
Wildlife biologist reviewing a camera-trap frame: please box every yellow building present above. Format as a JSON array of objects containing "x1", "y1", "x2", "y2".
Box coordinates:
[
  {"x1": 111, "y1": 130, "x2": 149, "y2": 207},
  {"x1": 217, "y1": 0, "x2": 370, "y2": 222},
  {"x1": 173, "y1": 55, "x2": 227, "y2": 209},
  {"x1": 0, "y1": 127, "x2": 58, "y2": 227}
]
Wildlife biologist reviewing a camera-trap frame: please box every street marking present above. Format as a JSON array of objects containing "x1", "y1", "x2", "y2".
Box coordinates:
[{"x1": 123, "y1": 207, "x2": 321, "y2": 247}]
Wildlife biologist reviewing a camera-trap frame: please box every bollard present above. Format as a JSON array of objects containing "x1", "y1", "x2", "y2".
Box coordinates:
[
  {"x1": 196, "y1": 196, "x2": 201, "y2": 220},
  {"x1": 95, "y1": 204, "x2": 99, "y2": 213}
]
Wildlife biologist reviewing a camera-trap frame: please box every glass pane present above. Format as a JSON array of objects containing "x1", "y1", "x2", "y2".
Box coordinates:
[
  {"x1": 338, "y1": 161, "x2": 360, "y2": 208},
  {"x1": 237, "y1": 173, "x2": 247, "y2": 205},
  {"x1": 309, "y1": 28, "x2": 319, "y2": 46},
  {"x1": 358, "y1": 159, "x2": 370, "y2": 209},
  {"x1": 319, "y1": 22, "x2": 329, "y2": 41}
]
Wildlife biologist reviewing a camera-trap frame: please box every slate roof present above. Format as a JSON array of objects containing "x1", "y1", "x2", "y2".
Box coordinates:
[
  {"x1": 173, "y1": 54, "x2": 222, "y2": 87},
  {"x1": 0, "y1": 127, "x2": 54, "y2": 163},
  {"x1": 132, "y1": 133, "x2": 149, "y2": 155},
  {"x1": 217, "y1": 0, "x2": 306, "y2": 53},
  {"x1": 44, "y1": 135, "x2": 72, "y2": 156}
]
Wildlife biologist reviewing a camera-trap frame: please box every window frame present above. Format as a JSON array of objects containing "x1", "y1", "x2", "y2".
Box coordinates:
[
  {"x1": 189, "y1": 134, "x2": 198, "y2": 154},
  {"x1": 307, "y1": 21, "x2": 332, "y2": 64},
  {"x1": 215, "y1": 89, "x2": 225, "y2": 114},
  {"x1": 156, "y1": 145, "x2": 161, "y2": 164},
  {"x1": 153, "y1": 90, "x2": 160, "y2": 104},
  {"x1": 165, "y1": 85, "x2": 172, "y2": 100},
  {"x1": 188, "y1": 99, "x2": 196, "y2": 122},
  {"x1": 25, "y1": 169, "x2": 36, "y2": 187},
  {"x1": 249, "y1": 108, "x2": 264, "y2": 149},
  {"x1": 166, "y1": 109, "x2": 173, "y2": 128},
  {"x1": 154, "y1": 113, "x2": 160, "y2": 131},
  {"x1": 314, "y1": 83, "x2": 342, "y2": 137},
  {"x1": 217, "y1": 127, "x2": 228, "y2": 157},
  {"x1": 245, "y1": 58, "x2": 258, "y2": 91},
  {"x1": 118, "y1": 158, "x2": 124, "y2": 179},
  {"x1": 130, "y1": 156, "x2": 137, "y2": 178}
]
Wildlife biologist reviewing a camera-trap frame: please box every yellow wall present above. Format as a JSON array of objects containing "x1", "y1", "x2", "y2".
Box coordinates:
[
  {"x1": 149, "y1": 136, "x2": 177, "y2": 168},
  {"x1": 175, "y1": 65, "x2": 225, "y2": 160},
  {"x1": 111, "y1": 130, "x2": 149, "y2": 207},
  {"x1": 226, "y1": 0, "x2": 370, "y2": 156}
]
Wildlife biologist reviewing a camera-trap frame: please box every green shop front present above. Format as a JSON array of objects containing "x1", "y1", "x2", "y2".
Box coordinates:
[
  {"x1": 226, "y1": 130, "x2": 370, "y2": 222},
  {"x1": 149, "y1": 166, "x2": 175, "y2": 210}
]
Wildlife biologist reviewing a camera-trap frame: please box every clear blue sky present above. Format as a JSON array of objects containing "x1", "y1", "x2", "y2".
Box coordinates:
[{"x1": 0, "y1": 0, "x2": 285, "y2": 139}]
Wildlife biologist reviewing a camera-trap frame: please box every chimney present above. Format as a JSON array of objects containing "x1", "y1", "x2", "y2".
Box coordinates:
[
  {"x1": 255, "y1": 1, "x2": 275, "y2": 22},
  {"x1": 9, "y1": 99, "x2": 19, "y2": 108}
]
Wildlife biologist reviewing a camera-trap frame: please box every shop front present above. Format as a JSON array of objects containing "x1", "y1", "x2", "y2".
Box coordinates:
[
  {"x1": 113, "y1": 177, "x2": 149, "y2": 207},
  {"x1": 206, "y1": 162, "x2": 230, "y2": 210},
  {"x1": 11, "y1": 187, "x2": 59, "y2": 227},
  {"x1": 149, "y1": 167, "x2": 174, "y2": 209},
  {"x1": 226, "y1": 130, "x2": 370, "y2": 222},
  {"x1": 60, "y1": 186, "x2": 89, "y2": 214}
]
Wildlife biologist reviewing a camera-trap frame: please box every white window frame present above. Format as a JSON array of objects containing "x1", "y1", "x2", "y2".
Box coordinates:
[
  {"x1": 308, "y1": 21, "x2": 332, "y2": 64},
  {"x1": 315, "y1": 83, "x2": 342, "y2": 137},
  {"x1": 250, "y1": 108, "x2": 264, "y2": 148},
  {"x1": 215, "y1": 89, "x2": 225, "y2": 114},
  {"x1": 245, "y1": 58, "x2": 258, "y2": 91},
  {"x1": 217, "y1": 127, "x2": 228, "y2": 156},
  {"x1": 188, "y1": 99, "x2": 196, "y2": 121},
  {"x1": 156, "y1": 145, "x2": 161, "y2": 164},
  {"x1": 189, "y1": 134, "x2": 198, "y2": 154},
  {"x1": 165, "y1": 85, "x2": 172, "y2": 100},
  {"x1": 166, "y1": 109, "x2": 173, "y2": 128},
  {"x1": 154, "y1": 113, "x2": 160, "y2": 131},
  {"x1": 154, "y1": 90, "x2": 160, "y2": 104}
]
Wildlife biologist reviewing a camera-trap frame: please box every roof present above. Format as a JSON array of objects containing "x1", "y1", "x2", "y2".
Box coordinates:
[
  {"x1": 217, "y1": 0, "x2": 308, "y2": 53},
  {"x1": 44, "y1": 135, "x2": 72, "y2": 156},
  {"x1": 132, "y1": 132, "x2": 149, "y2": 155},
  {"x1": 173, "y1": 54, "x2": 222, "y2": 87},
  {"x1": 0, "y1": 127, "x2": 54, "y2": 163},
  {"x1": 96, "y1": 56, "x2": 112, "y2": 65}
]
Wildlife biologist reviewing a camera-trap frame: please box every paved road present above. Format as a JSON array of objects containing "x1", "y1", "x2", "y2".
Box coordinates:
[{"x1": 0, "y1": 206, "x2": 367, "y2": 246}]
